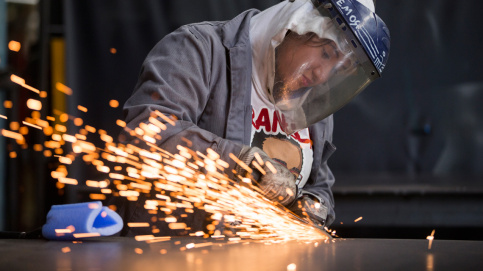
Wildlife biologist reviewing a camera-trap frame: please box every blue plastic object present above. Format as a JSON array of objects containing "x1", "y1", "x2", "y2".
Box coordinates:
[{"x1": 42, "y1": 201, "x2": 123, "y2": 240}]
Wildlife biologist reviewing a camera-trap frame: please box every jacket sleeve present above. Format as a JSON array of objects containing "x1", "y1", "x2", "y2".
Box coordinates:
[
  {"x1": 296, "y1": 116, "x2": 337, "y2": 227},
  {"x1": 122, "y1": 24, "x2": 244, "y2": 175}
]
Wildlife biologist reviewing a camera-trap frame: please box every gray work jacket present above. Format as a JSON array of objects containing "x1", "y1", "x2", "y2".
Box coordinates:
[{"x1": 122, "y1": 9, "x2": 336, "y2": 229}]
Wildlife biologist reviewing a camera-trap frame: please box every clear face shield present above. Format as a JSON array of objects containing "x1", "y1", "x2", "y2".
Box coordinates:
[{"x1": 270, "y1": 10, "x2": 379, "y2": 135}]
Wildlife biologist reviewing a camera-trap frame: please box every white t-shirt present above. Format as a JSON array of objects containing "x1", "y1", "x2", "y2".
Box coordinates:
[{"x1": 250, "y1": 86, "x2": 314, "y2": 187}]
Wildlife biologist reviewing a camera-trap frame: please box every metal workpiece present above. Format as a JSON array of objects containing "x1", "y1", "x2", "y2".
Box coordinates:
[{"x1": 1, "y1": 237, "x2": 482, "y2": 270}]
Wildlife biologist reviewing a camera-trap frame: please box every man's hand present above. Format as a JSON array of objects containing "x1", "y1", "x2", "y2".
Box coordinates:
[{"x1": 236, "y1": 146, "x2": 296, "y2": 206}]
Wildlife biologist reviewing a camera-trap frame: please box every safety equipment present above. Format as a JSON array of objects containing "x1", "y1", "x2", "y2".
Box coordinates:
[
  {"x1": 236, "y1": 146, "x2": 297, "y2": 206},
  {"x1": 264, "y1": 0, "x2": 390, "y2": 134}
]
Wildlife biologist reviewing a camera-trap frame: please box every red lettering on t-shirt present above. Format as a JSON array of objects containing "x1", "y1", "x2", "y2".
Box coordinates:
[
  {"x1": 252, "y1": 108, "x2": 256, "y2": 127},
  {"x1": 272, "y1": 111, "x2": 289, "y2": 132},
  {"x1": 254, "y1": 108, "x2": 271, "y2": 132}
]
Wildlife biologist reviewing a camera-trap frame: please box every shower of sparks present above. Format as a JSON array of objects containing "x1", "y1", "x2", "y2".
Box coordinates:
[
  {"x1": 1, "y1": 79, "x2": 331, "y2": 246},
  {"x1": 426, "y1": 229, "x2": 435, "y2": 250}
]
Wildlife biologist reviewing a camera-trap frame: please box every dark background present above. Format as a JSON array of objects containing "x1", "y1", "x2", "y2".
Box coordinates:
[{"x1": 1, "y1": 0, "x2": 482, "y2": 240}]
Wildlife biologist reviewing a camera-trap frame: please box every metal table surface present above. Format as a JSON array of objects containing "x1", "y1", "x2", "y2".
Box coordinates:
[{"x1": 1, "y1": 237, "x2": 482, "y2": 271}]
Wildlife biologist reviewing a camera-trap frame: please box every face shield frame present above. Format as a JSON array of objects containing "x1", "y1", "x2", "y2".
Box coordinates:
[{"x1": 312, "y1": 0, "x2": 390, "y2": 76}]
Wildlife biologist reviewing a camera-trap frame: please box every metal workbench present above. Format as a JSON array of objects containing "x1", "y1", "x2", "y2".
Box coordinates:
[{"x1": 1, "y1": 237, "x2": 482, "y2": 270}]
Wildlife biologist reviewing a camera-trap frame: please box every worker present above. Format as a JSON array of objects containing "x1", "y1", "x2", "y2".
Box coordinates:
[{"x1": 114, "y1": 0, "x2": 390, "y2": 236}]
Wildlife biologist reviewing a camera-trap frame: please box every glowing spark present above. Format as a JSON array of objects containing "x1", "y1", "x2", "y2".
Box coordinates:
[
  {"x1": 1, "y1": 129, "x2": 24, "y2": 141},
  {"x1": 287, "y1": 263, "x2": 297, "y2": 271},
  {"x1": 72, "y1": 233, "x2": 101, "y2": 238},
  {"x1": 229, "y1": 153, "x2": 252, "y2": 174},
  {"x1": 0, "y1": 115, "x2": 7, "y2": 119},
  {"x1": 206, "y1": 148, "x2": 220, "y2": 160},
  {"x1": 86, "y1": 180, "x2": 109, "y2": 188},
  {"x1": 128, "y1": 222, "x2": 150, "y2": 228},
  {"x1": 265, "y1": 161, "x2": 277, "y2": 174},
  {"x1": 59, "y1": 113, "x2": 69, "y2": 122},
  {"x1": 109, "y1": 173, "x2": 124, "y2": 180},
  {"x1": 3, "y1": 101, "x2": 13, "y2": 109},
  {"x1": 61, "y1": 247, "x2": 71, "y2": 253},
  {"x1": 77, "y1": 105, "x2": 88, "y2": 112},
  {"x1": 85, "y1": 125, "x2": 96, "y2": 133},
  {"x1": 134, "y1": 248, "x2": 143, "y2": 254},
  {"x1": 8, "y1": 40, "x2": 21, "y2": 52},
  {"x1": 153, "y1": 110, "x2": 176, "y2": 126},
  {"x1": 146, "y1": 237, "x2": 171, "y2": 244},
  {"x1": 116, "y1": 119, "x2": 126, "y2": 127},
  {"x1": 109, "y1": 100, "x2": 119, "y2": 108},
  {"x1": 22, "y1": 121, "x2": 42, "y2": 130},
  {"x1": 251, "y1": 160, "x2": 266, "y2": 175},
  {"x1": 58, "y1": 156, "x2": 73, "y2": 165},
  {"x1": 186, "y1": 243, "x2": 195, "y2": 249},
  {"x1": 55, "y1": 228, "x2": 74, "y2": 234},
  {"x1": 3, "y1": 100, "x2": 13, "y2": 109},
  {"x1": 26, "y1": 99, "x2": 42, "y2": 110},
  {"x1": 101, "y1": 134, "x2": 113, "y2": 143},
  {"x1": 135, "y1": 235, "x2": 155, "y2": 241},
  {"x1": 168, "y1": 223, "x2": 187, "y2": 230},
  {"x1": 56, "y1": 82, "x2": 73, "y2": 95},
  {"x1": 89, "y1": 194, "x2": 106, "y2": 200},
  {"x1": 110, "y1": 48, "x2": 117, "y2": 54},
  {"x1": 55, "y1": 124, "x2": 67, "y2": 133},
  {"x1": 58, "y1": 177, "x2": 78, "y2": 185},
  {"x1": 10, "y1": 122, "x2": 19, "y2": 130},
  {"x1": 354, "y1": 216, "x2": 363, "y2": 222},
  {"x1": 62, "y1": 134, "x2": 77, "y2": 143},
  {"x1": 10, "y1": 74, "x2": 40, "y2": 93},
  {"x1": 73, "y1": 118, "x2": 83, "y2": 126},
  {"x1": 149, "y1": 116, "x2": 167, "y2": 130},
  {"x1": 254, "y1": 152, "x2": 264, "y2": 166},
  {"x1": 427, "y1": 229, "x2": 435, "y2": 250}
]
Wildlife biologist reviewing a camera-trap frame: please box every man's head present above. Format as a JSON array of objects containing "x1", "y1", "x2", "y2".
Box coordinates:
[
  {"x1": 273, "y1": 31, "x2": 356, "y2": 104},
  {"x1": 264, "y1": 0, "x2": 390, "y2": 134}
]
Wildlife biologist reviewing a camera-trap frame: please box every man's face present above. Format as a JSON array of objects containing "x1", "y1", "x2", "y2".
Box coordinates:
[{"x1": 274, "y1": 33, "x2": 351, "y2": 96}]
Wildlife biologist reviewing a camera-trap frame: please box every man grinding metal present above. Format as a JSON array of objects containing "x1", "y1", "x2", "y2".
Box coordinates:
[{"x1": 114, "y1": 0, "x2": 390, "y2": 236}]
